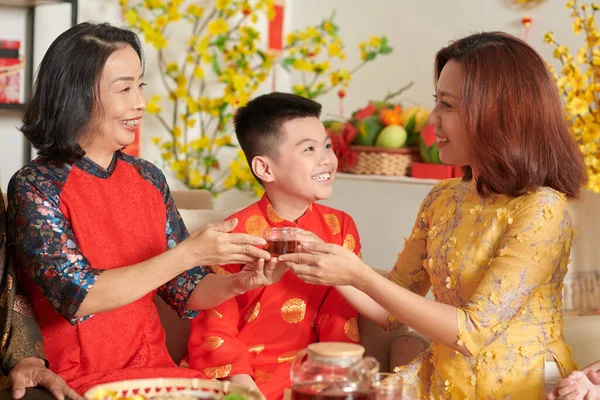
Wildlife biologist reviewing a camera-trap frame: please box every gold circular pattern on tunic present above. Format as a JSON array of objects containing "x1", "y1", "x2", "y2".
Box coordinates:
[
  {"x1": 254, "y1": 370, "x2": 274, "y2": 383},
  {"x1": 278, "y1": 349, "x2": 299, "y2": 363},
  {"x1": 343, "y1": 234, "x2": 356, "y2": 251},
  {"x1": 204, "y1": 364, "x2": 232, "y2": 379},
  {"x1": 281, "y1": 298, "x2": 306, "y2": 324},
  {"x1": 266, "y1": 204, "x2": 284, "y2": 223},
  {"x1": 344, "y1": 317, "x2": 359, "y2": 343},
  {"x1": 211, "y1": 266, "x2": 231, "y2": 275},
  {"x1": 202, "y1": 336, "x2": 224, "y2": 351},
  {"x1": 245, "y1": 215, "x2": 269, "y2": 237},
  {"x1": 318, "y1": 313, "x2": 330, "y2": 330},
  {"x1": 248, "y1": 344, "x2": 265, "y2": 356},
  {"x1": 206, "y1": 309, "x2": 223, "y2": 319},
  {"x1": 245, "y1": 301, "x2": 261, "y2": 323},
  {"x1": 324, "y1": 214, "x2": 341, "y2": 235}
]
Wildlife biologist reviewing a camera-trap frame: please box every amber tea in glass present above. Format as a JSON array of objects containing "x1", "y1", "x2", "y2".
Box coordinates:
[{"x1": 263, "y1": 227, "x2": 298, "y2": 256}]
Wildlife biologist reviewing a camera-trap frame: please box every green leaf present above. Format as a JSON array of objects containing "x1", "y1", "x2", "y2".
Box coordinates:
[
  {"x1": 283, "y1": 57, "x2": 296, "y2": 66},
  {"x1": 380, "y1": 36, "x2": 388, "y2": 50},
  {"x1": 405, "y1": 115, "x2": 417, "y2": 135},
  {"x1": 380, "y1": 46, "x2": 393, "y2": 55},
  {"x1": 365, "y1": 52, "x2": 377, "y2": 62},
  {"x1": 213, "y1": 34, "x2": 227, "y2": 50},
  {"x1": 211, "y1": 51, "x2": 222, "y2": 75}
]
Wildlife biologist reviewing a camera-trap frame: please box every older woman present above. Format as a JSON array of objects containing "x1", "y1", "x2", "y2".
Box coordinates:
[{"x1": 7, "y1": 22, "x2": 283, "y2": 396}]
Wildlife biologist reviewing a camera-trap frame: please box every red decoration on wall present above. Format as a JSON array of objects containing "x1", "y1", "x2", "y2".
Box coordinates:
[
  {"x1": 268, "y1": 1, "x2": 285, "y2": 53},
  {"x1": 521, "y1": 15, "x2": 533, "y2": 42}
]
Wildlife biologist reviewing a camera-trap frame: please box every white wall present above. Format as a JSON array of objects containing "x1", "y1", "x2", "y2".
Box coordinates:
[{"x1": 288, "y1": 0, "x2": 582, "y2": 119}]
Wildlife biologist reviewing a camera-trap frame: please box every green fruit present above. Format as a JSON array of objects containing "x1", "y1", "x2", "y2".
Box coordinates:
[
  {"x1": 375, "y1": 125, "x2": 407, "y2": 148},
  {"x1": 354, "y1": 116, "x2": 383, "y2": 146},
  {"x1": 418, "y1": 136, "x2": 442, "y2": 164}
]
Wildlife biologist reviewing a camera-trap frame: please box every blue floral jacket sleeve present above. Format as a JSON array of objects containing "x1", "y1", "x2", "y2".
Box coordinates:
[
  {"x1": 7, "y1": 164, "x2": 101, "y2": 325},
  {"x1": 126, "y1": 155, "x2": 212, "y2": 319}
]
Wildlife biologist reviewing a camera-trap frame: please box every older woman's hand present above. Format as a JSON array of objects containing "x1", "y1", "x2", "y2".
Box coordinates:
[
  {"x1": 9, "y1": 358, "x2": 83, "y2": 400},
  {"x1": 278, "y1": 241, "x2": 366, "y2": 287},
  {"x1": 184, "y1": 218, "x2": 270, "y2": 266}
]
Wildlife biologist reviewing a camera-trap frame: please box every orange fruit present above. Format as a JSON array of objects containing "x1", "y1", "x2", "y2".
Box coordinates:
[{"x1": 379, "y1": 109, "x2": 402, "y2": 126}]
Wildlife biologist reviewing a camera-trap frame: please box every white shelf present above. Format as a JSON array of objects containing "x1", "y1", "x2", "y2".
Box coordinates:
[{"x1": 335, "y1": 172, "x2": 439, "y2": 186}]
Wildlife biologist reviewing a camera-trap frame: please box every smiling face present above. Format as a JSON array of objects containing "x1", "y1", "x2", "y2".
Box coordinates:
[
  {"x1": 427, "y1": 59, "x2": 473, "y2": 168},
  {"x1": 83, "y1": 45, "x2": 146, "y2": 154},
  {"x1": 259, "y1": 116, "x2": 338, "y2": 206}
]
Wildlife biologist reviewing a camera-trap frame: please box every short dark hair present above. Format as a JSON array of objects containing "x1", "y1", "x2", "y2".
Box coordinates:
[
  {"x1": 233, "y1": 92, "x2": 322, "y2": 178},
  {"x1": 435, "y1": 32, "x2": 586, "y2": 199},
  {"x1": 20, "y1": 22, "x2": 144, "y2": 163}
]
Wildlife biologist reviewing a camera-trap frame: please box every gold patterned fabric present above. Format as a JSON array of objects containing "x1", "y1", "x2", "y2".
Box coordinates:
[
  {"x1": 388, "y1": 179, "x2": 577, "y2": 399},
  {"x1": 0, "y1": 192, "x2": 46, "y2": 390}
]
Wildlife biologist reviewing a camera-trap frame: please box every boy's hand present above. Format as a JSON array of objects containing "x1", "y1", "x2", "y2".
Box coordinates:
[
  {"x1": 547, "y1": 371, "x2": 600, "y2": 400},
  {"x1": 228, "y1": 374, "x2": 262, "y2": 394},
  {"x1": 235, "y1": 258, "x2": 287, "y2": 292}
]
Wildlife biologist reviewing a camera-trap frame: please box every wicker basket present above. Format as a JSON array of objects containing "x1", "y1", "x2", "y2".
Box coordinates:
[
  {"x1": 340, "y1": 145, "x2": 420, "y2": 176},
  {"x1": 84, "y1": 378, "x2": 265, "y2": 400}
]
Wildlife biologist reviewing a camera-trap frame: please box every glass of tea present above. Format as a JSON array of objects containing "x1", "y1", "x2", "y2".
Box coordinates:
[
  {"x1": 263, "y1": 227, "x2": 298, "y2": 257},
  {"x1": 372, "y1": 373, "x2": 417, "y2": 400}
]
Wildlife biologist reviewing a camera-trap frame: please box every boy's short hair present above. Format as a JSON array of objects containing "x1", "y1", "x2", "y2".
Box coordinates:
[{"x1": 234, "y1": 92, "x2": 322, "y2": 176}]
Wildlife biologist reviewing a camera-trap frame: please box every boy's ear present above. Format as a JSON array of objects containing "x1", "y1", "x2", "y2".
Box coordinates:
[{"x1": 252, "y1": 155, "x2": 275, "y2": 183}]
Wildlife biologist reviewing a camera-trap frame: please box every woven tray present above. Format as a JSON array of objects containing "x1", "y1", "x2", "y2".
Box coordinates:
[
  {"x1": 340, "y1": 145, "x2": 420, "y2": 176},
  {"x1": 84, "y1": 378, "x2": 265, "y2": 400}
]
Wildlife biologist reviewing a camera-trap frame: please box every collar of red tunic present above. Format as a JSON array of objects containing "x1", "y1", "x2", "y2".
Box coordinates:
[
  {"x1": 257, "y1": 194, "x2": 314, "y2": 228},
  {"x1": 75, "y1": 151, "x2": 122, "y2": 179}
]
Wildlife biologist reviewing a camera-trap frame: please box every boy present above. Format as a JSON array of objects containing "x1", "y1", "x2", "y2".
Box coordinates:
[{"x1": 185, "y1": 93, "x2": 362, "y2": 400}]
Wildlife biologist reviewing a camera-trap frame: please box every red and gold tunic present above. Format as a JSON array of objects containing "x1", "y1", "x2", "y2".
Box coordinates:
[{"x1": 185, "y1": 195, "x2": 361, "y2": 400}]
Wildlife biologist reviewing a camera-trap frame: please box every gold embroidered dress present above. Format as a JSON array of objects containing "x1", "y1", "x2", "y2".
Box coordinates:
[{"x1": 389, "y1": 178, "x2": 577, "y2": 399}]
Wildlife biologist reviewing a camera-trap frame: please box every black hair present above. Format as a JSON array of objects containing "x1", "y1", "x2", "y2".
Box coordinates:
[
  {"x1": 233, "y1": 92, "x2": 322, "y2": 181},
  {"x1": 20, "y1": 22, "x2": 144, "y2": 163}
]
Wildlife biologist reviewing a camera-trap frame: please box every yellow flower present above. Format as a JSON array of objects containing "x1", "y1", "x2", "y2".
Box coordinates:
[
  {"x1": 191, "y1": 136, "x2": 211, "y2": 152},
  {"x1": 166, "y1": 62, "x2": 179, "y2": 75},
  {"x1": 193, "y1": 66, "x2": 205, "y2": 80},
  {"x1": 124, "y1": 9, "x2": 138, "y2": 26},
  {"x1": 215, "y1": 135, "x2": 232, "y2": 147},
  {"x1": 567, "y1": 96, "x2": 589, "y2": 115},
  {"x1": 151, "y1": 137, "x2": 161, "y2": 145},
  {"x1": 215, "y1": 0, "x2": 230, "y2": 11},
  {"x1": 328, "y1": 41, "x2": 344, "y2": 59},
  {"x1": 369, "y1": 36, "x2": 382, "y2": 48},
  {"x1": 208, "y1": 19, "x2": 229, "y2": 36},
  {"x1": 224, "y1": 174, "x2": 238, "y2": 189},
  {"x1": 172, "y1": 126, "x2": 182, "y2": 138},
  {"x1": 543, "y1": 32, "x2": 555, "y2": 43},
  {"x1": 573, "y1": 17, "x2": 583, "y2": 35},
  {"x1": 186, "y1": 4, "x2": 204, "y2": 18},
  {"x1": 146, "y1": 95, "x2": 162, "y2": 115}
]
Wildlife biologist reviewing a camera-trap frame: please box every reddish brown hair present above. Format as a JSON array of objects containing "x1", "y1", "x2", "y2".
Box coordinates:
[{"x1": 435, "y1": 32, "x2": 586, "y2": 199}]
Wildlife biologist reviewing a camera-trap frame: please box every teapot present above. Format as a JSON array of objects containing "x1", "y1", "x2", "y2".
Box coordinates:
[{"x1": 290, "y1": 342, "x2": 379, "y2": 400}]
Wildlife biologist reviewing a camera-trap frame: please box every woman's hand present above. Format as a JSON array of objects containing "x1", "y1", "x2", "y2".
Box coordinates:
[
  {"x1": 278, "y1": 241, "x2": 366, "y2": 287},
  {"x1": 583, "y1": 361, "x2": 600, "y2": 385},
  {"x1": 9, "y1": 358, "x2": 83, "y2": 400},
  {"x1": 547, "y1": 371, "x2": 600, "y2": 400},
  {"x1": 234, "y1": 258, "x2": 288, "y2": 292},
  {"x1": 183, "y1": 219, "x2": 271, "y2": 267}
]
